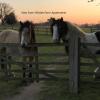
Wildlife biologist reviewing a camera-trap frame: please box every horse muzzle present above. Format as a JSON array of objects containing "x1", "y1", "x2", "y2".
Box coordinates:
[
  {"x1": 21, "y1": 43, "x2": 28, "y2": 48},
  {"x1": 53, "y1": 39, "x2": 60, "y2": 43}
]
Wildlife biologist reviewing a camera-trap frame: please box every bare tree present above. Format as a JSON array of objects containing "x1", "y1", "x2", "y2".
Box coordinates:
[{"x1": 0, "y1": 2, "x2": 14, "y2": 24}]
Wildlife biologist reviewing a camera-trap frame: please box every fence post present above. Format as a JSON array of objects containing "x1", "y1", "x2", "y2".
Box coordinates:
[
  {"x1": 34, "y1": 46, "x2": 39, "y2": 82},
  {"x1": 69, "y1": 32, "x2": 80, "y2": 93}
]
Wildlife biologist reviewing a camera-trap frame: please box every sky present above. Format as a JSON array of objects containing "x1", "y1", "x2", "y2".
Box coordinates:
[{"x1": 1, "y1": 0, "x2": 100, "y2": 24}]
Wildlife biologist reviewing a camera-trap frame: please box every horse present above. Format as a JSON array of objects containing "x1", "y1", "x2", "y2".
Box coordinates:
[
  {"x1": 0, "y1": 29, "x2": 19, "y2": 78},
  {"x1": 49, "y1": 17, "x2": 100, "y2": 78},
  {"x1": 19, "y1": 21, "x2": 36, "y2": 79},
  {"x1": 0, "y1": 21, "x2": 36, "y2": 80}
]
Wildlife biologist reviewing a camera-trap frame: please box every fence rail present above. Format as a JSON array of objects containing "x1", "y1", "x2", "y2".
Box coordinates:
[{"x1": 0, "y1": 41, "x2": 100, "y2": 93}]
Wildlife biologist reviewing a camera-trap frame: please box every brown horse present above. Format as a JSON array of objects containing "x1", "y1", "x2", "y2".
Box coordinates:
[
  {"x1": 49, "y1": 18, "x2": 100, "y2": 78},
  {"x1": 19, "y1": 21, "x2": 36, "y2": 79}
]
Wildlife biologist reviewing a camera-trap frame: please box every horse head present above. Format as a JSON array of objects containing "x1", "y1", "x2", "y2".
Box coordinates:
[
  {"x1": 19, "y1": 21, "x2": 35, "y2": 48},
  {"x1": 49, "y1": 17, "x2": 68, "y2": 43}
]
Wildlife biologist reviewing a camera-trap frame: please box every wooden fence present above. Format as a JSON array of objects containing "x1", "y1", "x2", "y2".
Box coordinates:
[
  {"x1": 68, "y1": 31, "x2": 100, "y2": 93},
  {"x1": 0, "y1": 32, "x2": 100, "y2": 94},
  {"x1": 0, "y1": 43, "x2": 69, "y2": 81}
]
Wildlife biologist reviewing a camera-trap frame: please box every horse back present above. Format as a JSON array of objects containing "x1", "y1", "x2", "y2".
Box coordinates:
[{"x1": 0, "y1": 29, "x2": 19, "y2": 43}]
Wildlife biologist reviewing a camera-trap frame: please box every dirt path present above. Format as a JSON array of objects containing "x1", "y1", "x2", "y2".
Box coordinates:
[
  {"x1": 5, "y1": 81, "x2": 44, "y2": 100},
  {"x1": 4, "y1": 57, "x2": 65, "y2": 100}
]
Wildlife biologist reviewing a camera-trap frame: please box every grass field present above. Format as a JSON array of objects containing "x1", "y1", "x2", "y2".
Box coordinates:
[{"x1": 0, "y1": 24, "x2": 100, "y2": 100}]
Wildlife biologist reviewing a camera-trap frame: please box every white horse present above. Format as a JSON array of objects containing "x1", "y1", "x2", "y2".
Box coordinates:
[
  {"x1": 0, "y1": 29, "x2": 19, "y2": 77},
  {"x1": 0, "y1": 21, "x2": 36, "y2": 79},
  {"x1": 49, "y1": 18, "x2": 100, "y2": 78}
]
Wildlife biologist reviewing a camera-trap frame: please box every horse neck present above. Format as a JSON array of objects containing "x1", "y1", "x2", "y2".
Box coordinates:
[
  {"x1": 31, "y1": 30, "x2": 36, "y2": 43},
  {"x1": 67, "y1": 22, "x2": 86, "y2": 38}
]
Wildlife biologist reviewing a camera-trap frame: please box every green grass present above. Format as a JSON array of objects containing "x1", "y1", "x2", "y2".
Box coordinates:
[
  {"x1": 0, "y1": 31, "x2": 66, "y2": 99},
  {"x1": 0, "y1": 26, "x2": 100, "y2": 100},
  {"x1": 0, "y1": 80, "x2": 23, "y2": 100},
  {"x1": 38, "y1": 58, "x2": 100, "y2": 100},
  {"x1": 39, "y1": 80, "x2": 100, "y2": 100},
  {"x1": 36, "y1": 29, "x2": 100, "y2": 100},
  {"x1": 82, "y1": 27, "x2": 92, "y2": 33}
]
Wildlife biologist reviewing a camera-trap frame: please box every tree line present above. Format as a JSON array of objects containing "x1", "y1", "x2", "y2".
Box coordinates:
[{"x1": 0, "y1": 2, "x2": 17, "y2": 27}]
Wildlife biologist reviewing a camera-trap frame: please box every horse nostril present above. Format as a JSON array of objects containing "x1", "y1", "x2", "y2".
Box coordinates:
[{"x1": 21, "y1": 43, "x2": 26, "y2": 48}]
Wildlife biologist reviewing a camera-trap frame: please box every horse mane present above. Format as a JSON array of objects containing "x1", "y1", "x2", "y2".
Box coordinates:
[
  {"x1": 49, "y1": 17, "x2": 86, "y2": 38},
  {"x1": 66, "y1": 21, "x2": 86, "y2": 38},
  {"x1": 23, "y1": 21, "x2": 34, "y2": 27}
]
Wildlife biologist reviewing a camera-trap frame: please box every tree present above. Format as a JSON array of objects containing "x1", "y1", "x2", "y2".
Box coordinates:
[
  {"x1": 4, "y1": 12, "x2": 17, "y2": 28},
  {"x1": 0, "y1": 2, "x2": 14, "y2": 24}
]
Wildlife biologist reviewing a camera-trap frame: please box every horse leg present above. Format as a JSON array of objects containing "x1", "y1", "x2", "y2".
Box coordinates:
[
  {"x1": 93, "y1": 67, "x2": 100, "y2": 79},
  {"x1": 65, "y1": 46, "x2": 69, "y2": 53},
  {"x1": 0, "y1": 47, "x2": 5, "y2": 70},
  {"x1": 63, "y1": 40, "x2": 69, "y2": 53},
  {"x1": 0, "y1": 58, "x2": 5, "y2": 71},
  {"x1": 0, "y1": 47, "x2": 8, "y2": 77},
  {"x1": 82, "y1": 44, "x2": 100, "y2": 79},
  {"x1": 7, "y1": 56, "x2": 15, "y2": 78},
  {"x1": 28, "y1": 56, "x2": 33, "y2": 78},
  {"x1": 22, "y1": 57, "x2": 27, "y2": 78}
]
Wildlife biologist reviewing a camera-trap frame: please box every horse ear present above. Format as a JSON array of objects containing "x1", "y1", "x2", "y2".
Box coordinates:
[
  {"x1": 19, "y1": 21, "x2": 23, "y2": 26},
  {"x1": 60, "y1": 17, "x2": 63, "y2": 21}
]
